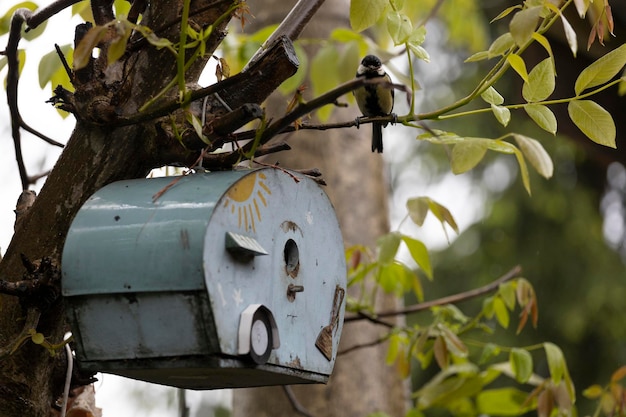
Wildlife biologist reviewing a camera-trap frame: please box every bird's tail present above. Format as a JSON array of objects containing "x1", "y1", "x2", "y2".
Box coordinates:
[{"x1": 372, "y1": 122, "x2": 383, "y2": 153}]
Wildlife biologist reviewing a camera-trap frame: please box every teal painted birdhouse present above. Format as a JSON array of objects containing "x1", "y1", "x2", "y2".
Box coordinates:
[{"x1": 62, "y1": 168, "x2": 347, "y2": 389}]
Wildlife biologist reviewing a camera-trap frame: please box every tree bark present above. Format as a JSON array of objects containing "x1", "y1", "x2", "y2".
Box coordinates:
[
  {"x1": 0, "y1": 2, "x2": 236, "y2": 415},
  {"x1": 233, "y1": 1, "x2": 409, "y2": 416}
]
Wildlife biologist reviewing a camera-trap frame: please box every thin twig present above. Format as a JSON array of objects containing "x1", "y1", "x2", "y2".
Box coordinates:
[
  {"x1": 338, "y1": 335, "x2": 389, "y2": 356},
  {"x1": 344, "y1": 265, "x2": 522, "y2": 322},
  {"x1": 282, "y1": 386, "x2": 318, "y2": 417},
  {"x1": 5, "y1": 1, "x2": 78, "y2": 188}
]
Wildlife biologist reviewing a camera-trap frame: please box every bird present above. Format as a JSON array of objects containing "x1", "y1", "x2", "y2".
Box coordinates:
[{"x1": 354, "y1": 55, "x2": 395, "y2": 153}]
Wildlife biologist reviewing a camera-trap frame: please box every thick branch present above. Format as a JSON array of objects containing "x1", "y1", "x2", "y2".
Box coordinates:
[
  {"x1": 117, "y1": 36, "x2": 298, "y2": 126},
  {"x1": 245, "y1": 0, "x2": 326, "y2": 69}
]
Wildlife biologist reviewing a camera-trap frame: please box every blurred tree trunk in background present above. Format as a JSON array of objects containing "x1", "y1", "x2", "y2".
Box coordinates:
[{"x1": 233, "y1": 1, "x2": 408, "y2": 416}]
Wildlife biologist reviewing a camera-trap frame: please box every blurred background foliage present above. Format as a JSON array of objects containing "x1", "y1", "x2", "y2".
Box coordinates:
[{"x1": 381, "y1": 1, "x2": 626, "y2": 415}]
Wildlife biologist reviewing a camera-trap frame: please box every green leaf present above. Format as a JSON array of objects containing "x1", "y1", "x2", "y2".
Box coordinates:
[
  {"x1": 405, "y1": 197, "x2": 458, "y2": 235},
  {"x1": 415, "y1": 366, "x2": 482, "y2": 408},
  {"x1": 465, "y1": 51, "x2": 489, "y2": 63},
  {"x1": 377, "y1": 261, "x2": 414, "y2": 296},
  {"x1": 487, "y1": 141, "x2": 531, "y2": 194},
  {"x1": 439, "y1": 325, "x2": 468, "y2": 358},
  {"x1": 310, "y1": 44, "x2": 340, "y2": 121},
  {"x1": 567, "y1": 100, "x2": 616, "y2": 148},
  {"x1": 522, "y1": 57, "x2": 555, "y2": 102},
  {"x1": 491, "y1": 5, "x2": 522, "y2": 22},
  {"x1": 544, "y1": 342, "x2": 565, "y2": 385},
  {"x1": 509, "y1": 6, "x2": 541, "y2": 47},
  {"x1": 477, "y1": 388, "x2": 535, "y2": 416},
  {"x1": 481, "y1": 86, "x2": 504, "y2": 105},
  {"x1": 509, "y1": 348, "x2": 533, "y2": 383},
  {"x1": 279, "y1": 43, "x2": 308, "y2": 94},
  {"x1": 407, "y1": 43, "x2": 430, "y2": 63},
  {"x1": 512, "y1": 134, "x2": 554, "y2": 179},
  {"x1": 426, "y1": 199, "x2": 459, "y2": 235},
  {"x1": 488, "y1": 33, "x2": 515, "y2": 58},
  {"x1": 401, "y1": 235, "x2": 432, "y2": 280},
  {"x1": 406, "y1": 197, "x2": 429, "y2": 226},
  {"x1": 524, "y1": 103, "x2": 557, "y2": 134},
  {"x1": 377, "y1": 232, "x2": 401, "y2": 264},
  {"x1": 387, "y1": 11, "x2": 412, "y2": 45},
  {"x1": 330, "y1": 28, "x2": 364, "y2": 43},
  {"x1": 350, "y1": 0, "x2": 387, "y2": 32},
  {"x1": 491, "y1": 104, "x2": 511, "y2": 127},
  {"x1": 575, "y1": 43, "x2": 626, "y2": 95},
  {"x1": 507, "y1": 54, "x2": 529, "y2": 83},
  {"x1": 451, "y1": 140, "x2": 488, "y2": 174},
  {"x1": 0, "y1": 2, "x2": 38, "y2": 36},
  {"x1": 38, "y1": 45, "x2": 71, "y2": 89},
  {"x1": 72, "y1": 1, "x2": 94, "y2": 21},
  {"x1": 479, "y1": 343, "x2": 502, "y2": 365}
]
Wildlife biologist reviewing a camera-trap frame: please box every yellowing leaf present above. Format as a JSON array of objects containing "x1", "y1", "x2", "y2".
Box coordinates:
[
  {"x1": 611, "y1": 365, "x2": 626, "y2": 383},
  {"x1": 451, "y1": 140, "x2": 488, "y2": 174},
  {"x1": 350, "y1": 0, "x2": 387, "y2": 32},
  {"x1": 512, "y1": 134, "x2": 554, "y2": 179},
  {"x1": 524, "y1": 103, "x2": 557, "y2": 134},
  {"x1": 509, "y1": 6, "x2": 541, "y2": 47},
  {"x1": 583, "y1": 385, "x2": 604, "y2": 399},
  {"x1": 507, "y1": 54, "x2": 528, "y2": 83},
  {"x1": 575, "y1": 43, "x2": 626, "y2": 95},
  {"x1": 73, "y1": 25, "x2": 108, "y2": 70},
  {"x1": 531, "y1": 33, "x2": 554, "y2": 68},
  {"x1": 522, "y1": 57, "x2": 555, "y2": 102},
  {"x1": 560, "y1": 14, "x2": 578, "y2": 57},
  {"x1": 493, "y1": 297, "x2": 510, "y2": 328},
  {"x1": 573, "y1": 0, "x2": 589, "y2": 18},
  {"x1": 568, "y1": 100, "x2": 616, "y2": 148}
]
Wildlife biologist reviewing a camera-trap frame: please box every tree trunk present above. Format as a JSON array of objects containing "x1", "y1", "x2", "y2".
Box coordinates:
[
  {"x1": 0, "y1": 2, "x2": 235, "y2": 415},
  {"x1": 233, "y1": 2, "x2": 409, "y2": 416}
]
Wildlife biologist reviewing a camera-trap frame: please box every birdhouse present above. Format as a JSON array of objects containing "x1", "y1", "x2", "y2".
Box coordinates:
[{"x1": 62, "y1": 168, "x2": 347, "y2": 389}]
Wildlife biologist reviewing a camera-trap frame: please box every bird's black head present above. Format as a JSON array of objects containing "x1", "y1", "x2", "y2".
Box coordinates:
[{"x1": 361, "y1": 55, "x2": 382, "y2": 70}]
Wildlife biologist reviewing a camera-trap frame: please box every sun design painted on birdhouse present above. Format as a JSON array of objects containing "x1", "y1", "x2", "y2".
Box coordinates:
[{"x1": 223, "y1": 172, "x2": 271, "y2": 232}]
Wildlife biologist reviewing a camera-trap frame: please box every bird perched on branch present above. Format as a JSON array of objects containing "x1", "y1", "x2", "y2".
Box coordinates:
[{"x1": 354, "y1": 55, "x2": 395, "y2": 153}]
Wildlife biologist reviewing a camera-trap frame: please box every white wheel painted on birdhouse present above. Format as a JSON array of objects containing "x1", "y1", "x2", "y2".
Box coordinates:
[{"x1": 249, "y1": 310, "x2": 273, "y2": 364}]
